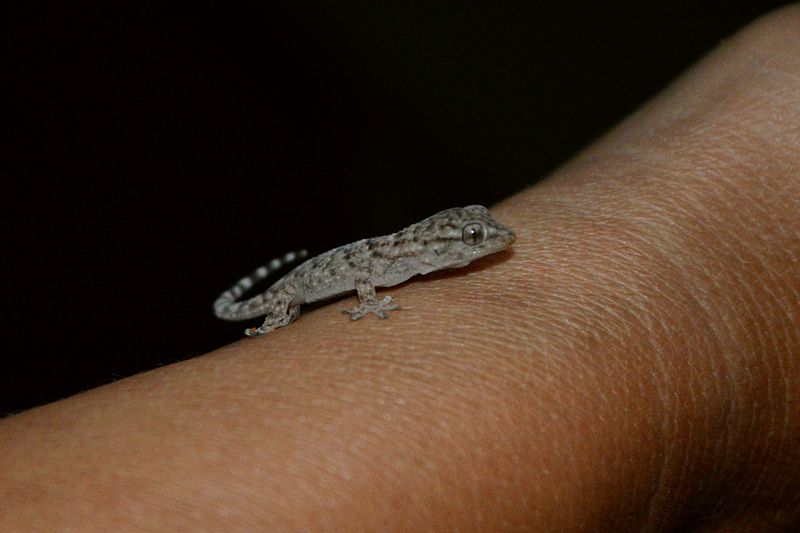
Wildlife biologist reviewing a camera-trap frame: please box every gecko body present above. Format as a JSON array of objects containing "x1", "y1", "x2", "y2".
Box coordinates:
[{"x1": 214, "y1": 205, "x2": 515, "y2": 336}]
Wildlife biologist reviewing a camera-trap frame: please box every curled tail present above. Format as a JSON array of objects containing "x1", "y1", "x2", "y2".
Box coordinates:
[{"x1": 213, "y1": 249, "x2": 308, "y2": 321}]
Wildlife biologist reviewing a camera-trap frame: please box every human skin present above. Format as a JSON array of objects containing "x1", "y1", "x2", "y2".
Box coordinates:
[{"x1": 2, "y1": 6, "x2": 798, "y2": 532}]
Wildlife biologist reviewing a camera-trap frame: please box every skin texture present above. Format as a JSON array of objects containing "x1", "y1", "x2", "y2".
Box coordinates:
[{"x1": 1, "y1": 5, "x2": 798, "y2": 531}]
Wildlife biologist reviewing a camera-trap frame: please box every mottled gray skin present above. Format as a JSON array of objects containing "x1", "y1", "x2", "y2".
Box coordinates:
[{"x1": 214, "y1": 205, "x2": 516, "y2": 336}]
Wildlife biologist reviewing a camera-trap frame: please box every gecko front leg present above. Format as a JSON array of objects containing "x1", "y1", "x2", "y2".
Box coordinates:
[{"x1": 342, "y1": 278, "x2": 400, "y2": 320}]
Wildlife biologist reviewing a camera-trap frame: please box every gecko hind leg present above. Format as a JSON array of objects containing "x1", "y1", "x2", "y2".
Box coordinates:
[
  {"x1": 342, "y1": 279, "x2": 400, "y2": 320},
  {"x1": 245, "y1": 305, "x2": 300, "y2": 337}
]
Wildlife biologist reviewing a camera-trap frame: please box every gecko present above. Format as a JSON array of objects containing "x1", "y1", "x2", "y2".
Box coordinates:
[{"x1": 213, "y1": 205, "x2": 516, "y2": 336}]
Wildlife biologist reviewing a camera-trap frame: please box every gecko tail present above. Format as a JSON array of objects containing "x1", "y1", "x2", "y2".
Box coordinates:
[{"x1": 213, "y1": 249, "x2": 308, "y2": 321}]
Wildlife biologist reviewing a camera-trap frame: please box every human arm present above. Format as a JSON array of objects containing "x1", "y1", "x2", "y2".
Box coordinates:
[{"x1": 2, "y1": 6, "x2": 799, "y2": 531}]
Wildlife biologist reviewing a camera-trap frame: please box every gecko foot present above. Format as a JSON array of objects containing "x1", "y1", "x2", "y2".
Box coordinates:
[
  {"x1": 342, "y1": 295, "x2": 400, "y2": 321},
  {"x1": 245, "y1": 325, "x2": 275, "y2": 337}
]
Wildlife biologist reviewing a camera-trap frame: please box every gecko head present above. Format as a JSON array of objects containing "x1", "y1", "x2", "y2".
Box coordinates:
[{"x1": 415, "y1": 205, "x2": 516, "y2": 273}]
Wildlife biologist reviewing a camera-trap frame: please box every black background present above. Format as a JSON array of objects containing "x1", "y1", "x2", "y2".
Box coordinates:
[{"x1": 6, "y1": 1, "x2": 788, "y2": 414}]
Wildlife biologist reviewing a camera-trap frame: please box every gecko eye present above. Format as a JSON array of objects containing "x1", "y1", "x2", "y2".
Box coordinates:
[{"x1": 462, "y1": 223, "x2": 486, "y2": 246}]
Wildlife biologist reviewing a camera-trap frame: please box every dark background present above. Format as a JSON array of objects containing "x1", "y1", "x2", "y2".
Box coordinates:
[{"x1": 6, "y1": 1, "x2": 788, "y2": 414}]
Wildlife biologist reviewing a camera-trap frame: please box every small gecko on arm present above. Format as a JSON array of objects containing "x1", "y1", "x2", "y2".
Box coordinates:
[{"x1": 213, "y1": 205, "x2": 515, "y2": 336}]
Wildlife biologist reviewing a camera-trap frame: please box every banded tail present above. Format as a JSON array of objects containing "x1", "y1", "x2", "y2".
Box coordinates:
[{"x1": 213, "y1": 249, "x2": 308, "y2": 321}]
